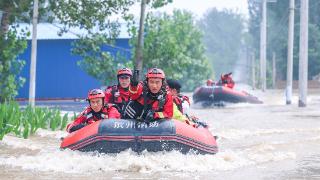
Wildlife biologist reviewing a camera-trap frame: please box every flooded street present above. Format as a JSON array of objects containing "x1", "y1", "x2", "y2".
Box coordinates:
[{"x1": 1, "y1": 89, "x2": 320, "y2": 179}]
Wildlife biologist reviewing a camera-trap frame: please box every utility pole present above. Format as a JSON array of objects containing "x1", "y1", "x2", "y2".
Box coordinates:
[
  {"x1": 286, "y1": 0, "x2": 295, "y2": 105},
  {"x1": 0, "y1": 11, "x2": 3, "y2": 22},
  {"x1": 272, "y1": 52, "x2": 276, "y2": 89},
  {"x1": 260, "y1": 0, "x2": 267, "y2": 91},
  {"x1": 259, "y1": 0, "x2": 277, "y2": 91},
  {"x1": 29, "y1": 0, "x2": 39, "y2": 107},
  {"x1": 252, "y1": 52, "x2": 256, "y2": 89},
  {"x1": 134, "y1": 0, "x2": 147, "y2": 72},
  {"x1": 298, "y1": 0, "x2": 309, "y2": 107}
]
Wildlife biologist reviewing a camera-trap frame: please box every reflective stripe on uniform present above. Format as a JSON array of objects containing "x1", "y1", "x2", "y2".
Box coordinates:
[
  {"x1": 156, "y1": 112, "x2": 164, "y2": 118},
  {"x1": 172, "y1": 104, "x2": 187, "y2": 122},
  {"x1": 129, "y1": 87, "x2": 138, "y2": 94},
  {"x1": 86, "y1": 113, "x2": 93, "y2": 119},
  {"x1": 125, "y1": 105, "x2": 136, "y2": 118}
]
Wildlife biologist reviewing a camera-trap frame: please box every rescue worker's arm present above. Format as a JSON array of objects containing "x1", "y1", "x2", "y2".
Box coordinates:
[
  {"x1": 131, "y1": 69, "x2": 140, "y2": 86},
  {"x1": 171, "y1": 104, "x2": 199, "y2": 127},
  {"x1": 183, "y1": 95, "x2": 190, "y2": 105},
  {"x1": 66, "y1": 109, "x2": 88, "y2": 133},
  {"x1": 154, "y1": 94, "x2": 173, "y2": 119},
  {"x1": 129, "y1": 82, "x2": 143, "y2": 100},
  {"x1": 107, "y1": 105, "x2": 121, "y2": 119},
  {"x1": 104, "y1": 88, "x2": 113, "y2": 103},
  {"x1": 181, "y1": 95, "x2": 191, "y2": 114},
  {"x1": 172, "y1": 104, "x2": 188, "y2": 122},
  {"x1": 129, "y1": 69, "x2": 143, "y2": 100}
]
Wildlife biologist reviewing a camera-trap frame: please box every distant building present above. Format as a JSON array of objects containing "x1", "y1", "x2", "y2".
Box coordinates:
[{"x1": 16, "y1": 23, "x2": 131, "y2": 100}]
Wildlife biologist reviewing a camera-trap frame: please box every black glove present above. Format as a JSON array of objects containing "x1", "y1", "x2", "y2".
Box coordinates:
[
  {"x1": 144, "y1": 110, "x2": 155, "y2": 122},
  {"x1": 123, "y1": 101, "x2": 137, "y2": 119},
  {"x1": 69, "y1": 123, "x2": 85, "y2": 133},
  {"x1": 196, "y1": 121, "x2": 208, "y2": 128},
  {"x1": 131, "y1": 69, "x2": 140, "y2": 86}
]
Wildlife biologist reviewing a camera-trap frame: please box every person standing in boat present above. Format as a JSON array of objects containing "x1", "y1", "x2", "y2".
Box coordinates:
[
  {"x1": 104, "y1": 68, "x2": 132, "y2": 115},
  {"x1": 66, "y1": 89, "x2": 121, "y2": 133},
  {"x1": 217, "y1": 72, "x2": 235, "y2": 89},
  {"x1": 123, "y1": 68, "x2": 173, "y2": 122}
]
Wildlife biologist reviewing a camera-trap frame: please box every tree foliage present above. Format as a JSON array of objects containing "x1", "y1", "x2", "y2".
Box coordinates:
[
  {"x1": 0, "y1": 30, "x2": 27, "y2": 102},
  {"x1": 50, "y1": 0, "x2": 172, "y2": 85},
  {"x1": 49, "y1": 0, "x2": 135, "y2": 33},
  {"x1": 48, "y1": 0, "x2": 136, "y2": 85},
  {"x1": 0, "y1": 0, "x2": 42, "y2": 102},
  {"x1": 131, "y1": 10, "x2": 212, "y2": 91},
  {"x1": 71, "y1": 34, "x2": 132, "y2": 84},
  {"x1": 247, "y1": 0, "x2": 320, "y2": 81},
  {"x1": 198, "y1": 8, "x2": 245, "y2": 78}
]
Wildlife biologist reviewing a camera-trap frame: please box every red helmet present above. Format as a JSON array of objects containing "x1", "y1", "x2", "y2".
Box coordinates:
[
  {"x1": 117, "y1": 68, "x2": 132, "y2": 77},
  {"x1": 146, "y1": 68, "x2": 165, "y2": 79},
  {"x1": 207, "y1": 79, "x2": 214, "y2": 86},
  {"x1": 222, "y1": 72, "x2": 232, "y2": 79},
  {"x1": 87, "y1": 89, "x2": 105, "y2": 100}
]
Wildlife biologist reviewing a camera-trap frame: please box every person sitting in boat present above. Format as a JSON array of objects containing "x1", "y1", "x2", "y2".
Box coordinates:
[
  {"x1": 217, "y1": 72, "x2": 235, "y2": 89},
  {"x1": 206, "y1": 79, "x2": 215, "y2": 86},
  {"x1": 167, "y1": 79, "x2": 190, "y2": 115},
  {"x1": 122, "y1": 68, "x2": 173, "y2": 122},
  {"x1": 104, "y1": 68, "x2": 132, "y2": 115},
  {"x1": 66, "y1": 89, "x2": 121, "y2": 133},
  {"x1": 167, "y1": 79, "x2": 208, "y2": 128}
]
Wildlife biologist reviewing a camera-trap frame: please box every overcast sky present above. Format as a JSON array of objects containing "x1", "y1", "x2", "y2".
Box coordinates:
[{"x1": 130, "y1": 0, "x2": 248, "y2": 19}]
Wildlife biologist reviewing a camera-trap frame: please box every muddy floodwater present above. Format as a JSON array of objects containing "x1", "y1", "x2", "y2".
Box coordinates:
[{"x1": 1, "y1": 89, "x2": 320, "y2": 179}]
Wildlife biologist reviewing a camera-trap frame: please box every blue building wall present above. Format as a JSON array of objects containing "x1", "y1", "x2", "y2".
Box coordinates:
[{"x1": 17, "y1": 38, "x2": 131, "y2": 99}]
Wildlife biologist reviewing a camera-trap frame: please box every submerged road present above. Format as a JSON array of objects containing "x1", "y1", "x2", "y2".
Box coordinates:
[{"x1": 1, "y1": 89, "x2": 320, "y2": 179}]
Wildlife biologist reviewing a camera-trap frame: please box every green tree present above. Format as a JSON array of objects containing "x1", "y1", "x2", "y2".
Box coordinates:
[
  {"x1": 0, "y1": 0, "x2": 43, "y2": 102},
  {"x1": 197, "y1": 8, "x2": 245, "y2": 78},
  {"x1": 50, "y1": 0, "x2": 172, "y2": 85},
  {"x1": 71, "y1": 34, "x2": 132, "y2": 84},
  {"x1": 247, "y1": 0, "x2": 320, "y2": 81},
  {"x1": 0, "y1": 30, "x2": 27, "y2": 102},
  {"x1": 49, "y1": 0, "x2": 136, "y2": 85},
  {"x1": 132, "y1": 10, "x2": 212, "y2": 91}
]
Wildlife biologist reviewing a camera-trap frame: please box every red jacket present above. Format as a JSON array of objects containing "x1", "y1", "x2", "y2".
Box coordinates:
[
  {"x1": 66, "y1": 104, "x2": 120, "y2": 132},
  {"x1": 224, "y1": 82, "x2": 234, "y2": 89},
  {"x1": 104, "y1": 85, "x2": 130, "y2": 111},
  {"x1": 219, "y1": 75, "x2": 235, "y2": 89},
  {"x1": 129, "y1": 83, "x2": 173, "y2": 119},
  {"x1": 173, "y1": 94, "x2": 190, "y2": 114}
]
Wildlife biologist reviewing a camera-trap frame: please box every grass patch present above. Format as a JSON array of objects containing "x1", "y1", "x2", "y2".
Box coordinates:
[{"x1": 0, "y1": 101, "x2": 73, "y2": 140}]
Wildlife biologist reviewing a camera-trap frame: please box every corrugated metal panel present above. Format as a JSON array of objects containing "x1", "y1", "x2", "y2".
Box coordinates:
[
  {"x1": 17, "y1": 38, "x2": 131, "y2": 99},
  {"x1": 15, "y1": 23, "x2": 130, "y2": 39}
]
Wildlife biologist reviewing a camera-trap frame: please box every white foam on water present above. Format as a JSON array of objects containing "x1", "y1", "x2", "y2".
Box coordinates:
[
  {"x1": 225, "y1": 102, "x2": 257, "y2": 108},
  {"x1": 0, "y1": 148, "x2": 256, "y2": 174},
  {"x1": 241, "y1": 143, "x2": 296, "y2": 165},
  {"x1": 248, "y1": 151, "x2": 296, "y2": 163},
  {"x1": 0, "y1": 134, "x2": 300, "y2": 175},
  {"x1": 36, "y1": 129, "x2": 68, "y2": 139},
  {"x1": 60, "y1": 110, "x2": 79, "y2": 118},
  {"x1": 308, "y1": 136, "x2": 320, "y2": 141},
  {"x1": 216, "y1": 128, "x2": 320, "y2": 140},
  {"x1": 0, "y1": 135, "x2": 45, "y2": 150}
]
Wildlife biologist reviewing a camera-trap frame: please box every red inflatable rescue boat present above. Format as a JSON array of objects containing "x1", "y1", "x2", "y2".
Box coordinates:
[
  {"x1": 193, "y1": 85, "x2": 263, "y2": 106},
  {"x1": 60, "y1": 119, "x2": 218, "y2": 155}
]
